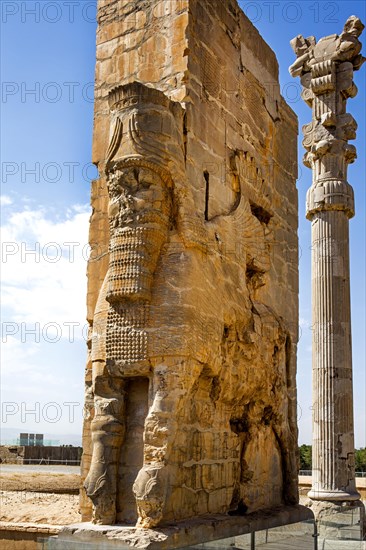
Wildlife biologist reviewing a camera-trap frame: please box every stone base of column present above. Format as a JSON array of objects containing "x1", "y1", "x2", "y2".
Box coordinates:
[
  {"x1": 41, "y1": 505, "x2": 314, "y2": 549},
  {"x1": 308, "y1": 488, "x2": 361, "y2": 501},
  {"x1": 308, "y1": 499, "x2": 365, "y2": 541}
]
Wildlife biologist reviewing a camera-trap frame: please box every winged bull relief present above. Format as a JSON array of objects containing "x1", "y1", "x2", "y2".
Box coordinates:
[{"x1": 82, "y1": 82, "x2": 298, "y2": 528}]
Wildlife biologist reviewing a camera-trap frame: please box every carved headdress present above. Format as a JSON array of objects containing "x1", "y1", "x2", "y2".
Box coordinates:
[{"x1": 106, "y1": 82, "x2": 186, "y2": 185}]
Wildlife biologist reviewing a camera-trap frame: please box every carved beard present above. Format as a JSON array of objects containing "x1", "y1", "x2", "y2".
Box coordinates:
[
  {"x1": 107, "y1": 217, "x2": 169, "y2": 303},
  {"x1": 106, "y1": 168, "x2": 170, "y2": 303},
  {"x1": 104, "y1": 168, "x2": 171, "y2": 367}
]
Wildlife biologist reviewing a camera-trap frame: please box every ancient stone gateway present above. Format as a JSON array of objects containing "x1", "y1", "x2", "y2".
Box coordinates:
[{"x1": 64, "y1": 0, "x2": 311, "y2": 545}]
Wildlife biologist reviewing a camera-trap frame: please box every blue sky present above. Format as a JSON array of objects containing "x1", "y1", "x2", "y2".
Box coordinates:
[{"x1": 1, "y1": 1, "x2": 365, "y2": 447}]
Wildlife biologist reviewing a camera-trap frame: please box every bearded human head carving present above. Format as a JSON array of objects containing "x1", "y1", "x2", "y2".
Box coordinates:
[
  {"x1": 103, "y1": 82, "x2": 182, "y2": 305},
  {"x1": 106, "y1": 166, "x2": 172, "y2": 304}
]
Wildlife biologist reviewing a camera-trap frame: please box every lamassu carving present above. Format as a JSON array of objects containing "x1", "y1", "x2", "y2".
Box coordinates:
[{"x1": 82, "y1": 82, "x2": 298, "y2": 529}]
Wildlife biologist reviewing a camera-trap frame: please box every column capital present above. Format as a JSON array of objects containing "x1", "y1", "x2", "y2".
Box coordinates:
[
  {"x1": 306, "y1": 179, "x2": 354, "y2": 219},
  {"x1": 290, "y1": 16, "x2": 364, "y2": 186},
  {"x1": 289, "y1": 16, "x2": 365, "y2": 79}
]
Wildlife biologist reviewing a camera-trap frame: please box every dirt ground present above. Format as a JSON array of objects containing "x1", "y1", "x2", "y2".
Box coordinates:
[
  {"x1": 0, "y1": 472, "x2": 79, "y2": 493},
  {"x1": 0, "y1": 472, "x2": 81, "y2": 525},
  {"x1": 0, "y1": 490, "x2": 81, "y2": 525}
]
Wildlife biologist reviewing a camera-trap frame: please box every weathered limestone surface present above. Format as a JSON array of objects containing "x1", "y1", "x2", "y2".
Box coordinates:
[
  {"x1": 58, "y1": 506, "x2": 313, "y2": 549},
  {"x1": 290, "y1": 16, "x2": 364, "y2": 507},
  {"x1": 81, "y1": 0, "x2": 300, "y2": 531}
]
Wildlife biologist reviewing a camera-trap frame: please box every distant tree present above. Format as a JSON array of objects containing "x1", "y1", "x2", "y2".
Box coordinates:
[
  {"x1": 299, "y1": 444, "x2": 312, "y2": 471},
  {"x1": 355, "y1": 448, "x2": 366, "y2": 472},
  {"x1": 298, "y1": 446, "x2": 366, "y2": 472}
]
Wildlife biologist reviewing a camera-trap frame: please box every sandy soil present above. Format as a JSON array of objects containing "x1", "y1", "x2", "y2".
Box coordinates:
[
  {"x1": 0, "y1": 491, "x2": 81, "y2": 525},
  {"x1": 0, "y1": 471, "x2": 81, "y2": 525},
  {"x1": 0, "y1": 472, "x2": 79, "y2": 493}
]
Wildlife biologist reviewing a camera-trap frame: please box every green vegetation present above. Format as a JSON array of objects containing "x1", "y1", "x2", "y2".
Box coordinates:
[
  {"x1": 298, "y1": 446, "x2": 366, "y2": 472},
  {"x1": 355, "y1": 448, "x2": 366, "y2": 472},
  {"x1": 299, "y1": 444, "x2": 312, "y2": 470}
]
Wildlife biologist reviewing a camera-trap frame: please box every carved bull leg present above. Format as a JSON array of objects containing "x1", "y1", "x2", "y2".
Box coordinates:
[
  {"x1": 84, "y1": 371, "x2": 126, "y2": 524},
  {"x1": 133, "y1": 358, "x2": 202, "y2": 528}
]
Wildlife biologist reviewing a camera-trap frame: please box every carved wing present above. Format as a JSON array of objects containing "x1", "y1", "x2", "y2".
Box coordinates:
[{"x1": 106, "y1": 117, "x2": 123, "y2": 164}]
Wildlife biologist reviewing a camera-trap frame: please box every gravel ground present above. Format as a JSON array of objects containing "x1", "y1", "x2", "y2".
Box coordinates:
[
  {"x1": 0, "y1": 472, "x2": 80, "y2": 493},
  {"x1": 0, "y1": 491, "x2": 81, "y2": 525},
  {"x1": 0, "y1": 467, "x2": 81, "y2": 524},
  {"x1": 0, "y1": 464, "x2": 80, "y2": 475}
]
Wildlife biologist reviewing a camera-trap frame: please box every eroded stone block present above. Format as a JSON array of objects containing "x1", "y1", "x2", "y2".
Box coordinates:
[{"x1": 81, "y1": 0, "x2": 300, "y2": 532}]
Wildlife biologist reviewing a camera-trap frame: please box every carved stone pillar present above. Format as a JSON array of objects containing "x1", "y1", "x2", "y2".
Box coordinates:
[{"x1": 290, "y1": 17, "x2": 364, "y2": 505}]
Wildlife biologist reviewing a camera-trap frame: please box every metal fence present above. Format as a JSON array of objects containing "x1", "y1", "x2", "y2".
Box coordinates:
[
  {"x1": 299, "y1": 470, "x2": 366, "y2": 478},
  {"x1": 1, "y1": 439, "x2": 61, "y2": 446},
  {"x1": 11, "y1": 457, "x2": 81, "y2": 465},
  {"x1": 24, "y1": 458, "x2": 80, "y2": 465}
]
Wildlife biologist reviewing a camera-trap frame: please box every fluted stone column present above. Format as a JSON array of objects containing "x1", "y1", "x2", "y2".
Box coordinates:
[{"x1": 290, "y1": 17, "x2": 364, "y2": 503}]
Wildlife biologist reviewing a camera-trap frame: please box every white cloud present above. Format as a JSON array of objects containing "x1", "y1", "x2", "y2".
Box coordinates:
[
  {"x1": 299, "y1": 317, "x2": 310, "y2": 328},
  {"x1": 1, "y1": 331, "x2": 85, "y2": 433},
  {"x1": 1, "y1": 204, "x2": 91, "y2": 337},
  {"x1": 0, "y1": 336, "x2": 59, "y2": 399},
  {"x1": 0, "y1": 202, "x2": 90, "y2": 434},
  {"x1": 1, "y1": 336, "x2": 38, "y2": 374},
  {"x1": 0, "y1": 195, "x2": 13, "y2": 206}
]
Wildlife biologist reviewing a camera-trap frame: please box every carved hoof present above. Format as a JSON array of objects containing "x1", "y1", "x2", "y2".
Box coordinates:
[
  {"x1": 136, "y1": 514, "x2": 161, "y2": 529},
  {"x1": 92, "y1": 512, "x2": 116, "y2": 525},
  {"x1": 133, "y1": 466, "x2": 166, "y2": 528},
  {"x1": 84, "y1": 471, "x2": 107, "y2": 498}
]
